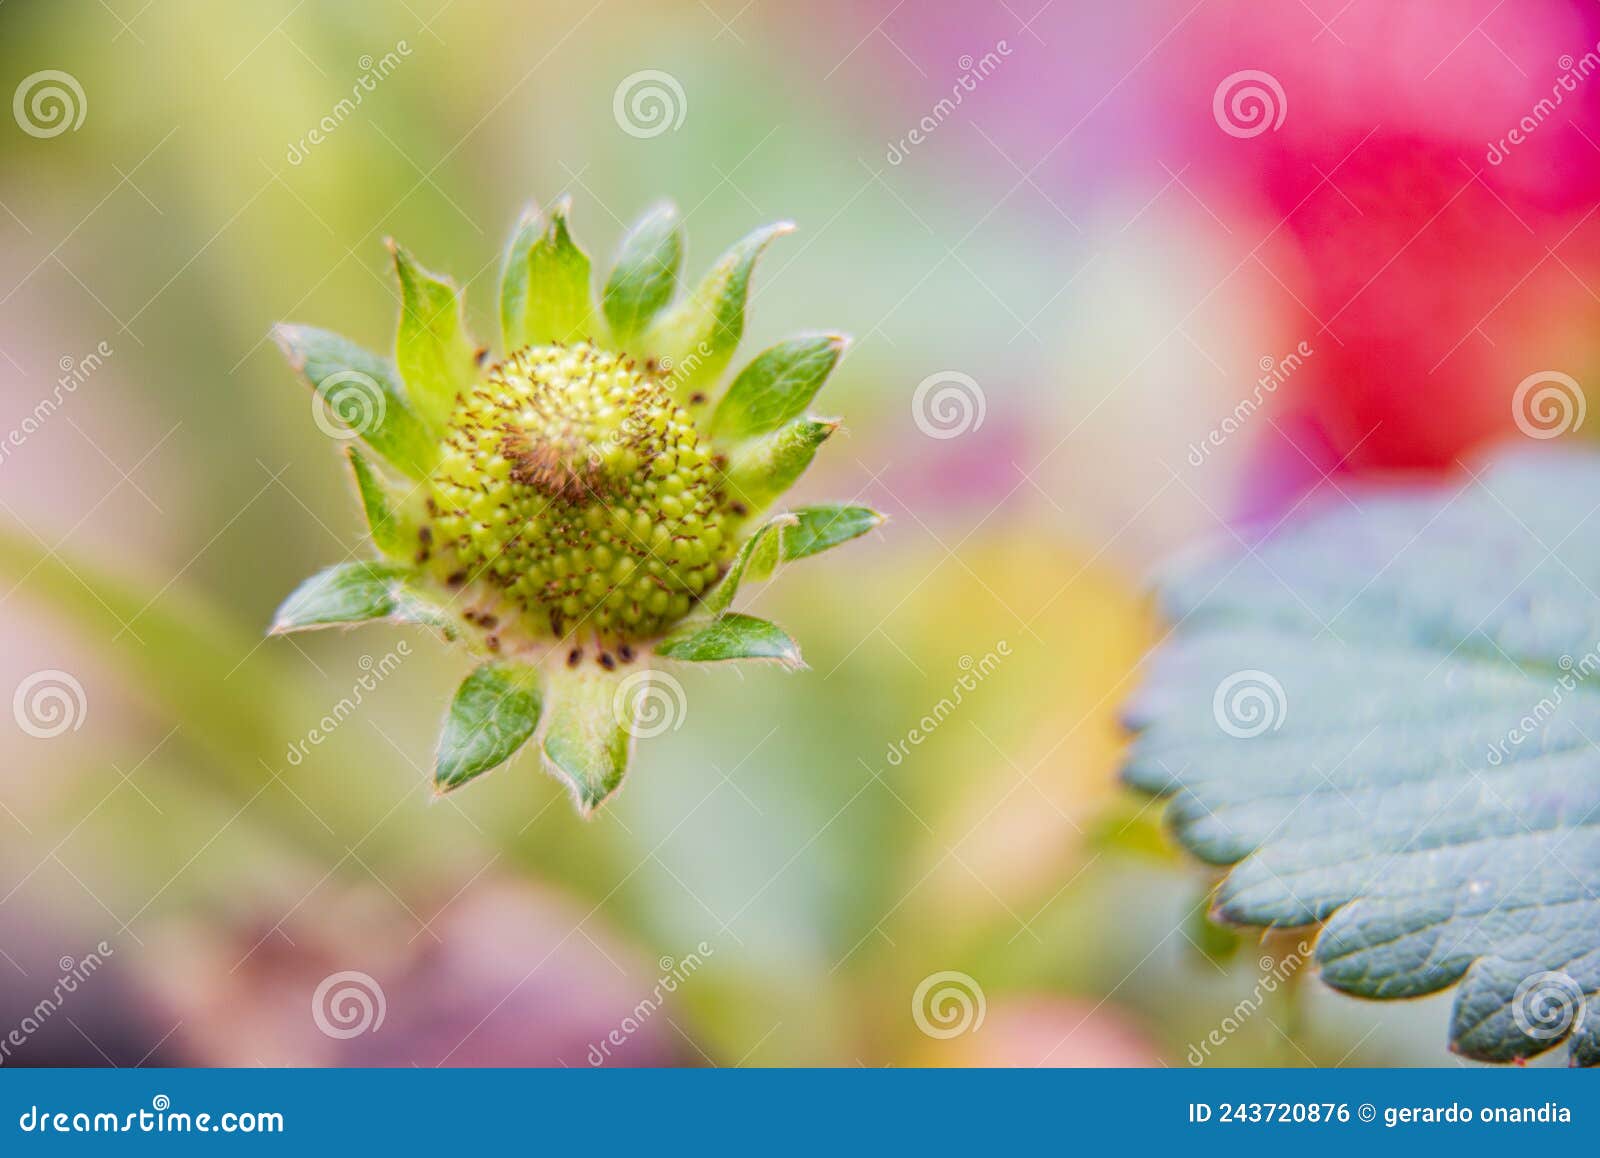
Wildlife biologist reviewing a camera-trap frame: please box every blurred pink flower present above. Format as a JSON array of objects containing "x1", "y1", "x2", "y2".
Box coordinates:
[{"x1": 807, "y1": 0, "x2": 1600, "y2": 508}]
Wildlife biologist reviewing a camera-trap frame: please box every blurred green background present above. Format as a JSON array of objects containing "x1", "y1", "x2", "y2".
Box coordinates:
[{"x1": 0, "y1": 0, "x2": 1477, "y2": 1066}]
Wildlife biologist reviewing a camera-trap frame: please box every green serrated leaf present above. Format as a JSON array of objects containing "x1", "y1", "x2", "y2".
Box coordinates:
[
  {"x1": 272, "y1": 324, "x2": 438, "y2": 479},
  {"x1": 601, "y1": 203, "x2": 683, "y2": 346},
  {"x1": 721, "y1": 417, "x2": 838, "y2": 517},
  {"x1": 540, "y1": 666, "x2": 634, "y2": 813},
  {"x1": 390, "y1": 239, "x2": 479, "y2": 434},
  {"x1": 436, "y1": 662, "x2": 543, "y2": 793},
  {"x1": 1123, "y1": 447, "x2": 1600, "y2": 1067},
  {"x1": 500, "y1": 197, "x2": 594, "y2": 351},
  {"x1": 657, "y1": 612, "x2": 802, "y2": 668},
  {"x1": 781, "y1": 504, "x2": 884, "y2": 562},
  {"x1": 271, "y1": 561, "x2": 453, "y2": 637},
  {"x1": 647, "y1": 222, "x2": 792, "y2": 401},
  {"x1": 710, "y1": 335, "x2": 846, "y2": 441},
  {"x1": 702, "y1": 515, "x2": 795, "y2": 617},
  {"x1": 346, "y1": 447, "x2": 414, "y2": 557}
]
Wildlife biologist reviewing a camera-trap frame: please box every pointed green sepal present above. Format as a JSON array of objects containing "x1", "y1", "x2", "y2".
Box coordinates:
[
  {"x1": 435, "y1": 661, "x2": 543, "y2": 793},
  {"x1": 647, "y1": 222, "x2": 793, "y2": 401},
  {"x1": 1186, "y1": 890, "x2": 1243, "y2": 966},
  {"x1": 601, "y1": 204, "x2": 683, "y2": 346},
  {"x1": 722, "y1": 417, "x2": 838, "y2": 517},
  {"x1": 702, "y1": 514, "x2": 796, "y2": 616},
  {"x1": 657, "y1": 612, "x2": 803, "y2": 668},
  {"x1": 390, "y1": 239, "x2": 479, "y2": 434},
  {"x1": 389, "y1": 588, "x2": 458, "y2": 637},
  {"x1": 500, "y1": 197, "x2": 595, "y2": 351},
  {"x1": 540, "y1": 666, "x2": 634, "y2": 814},
  {"x1": 346, "y1": 447, "x2": 415, "y2": 558},
  {"x1": 781, "y1": 504, "x2": 885, "y2": 562},
  {"x1": 270, "y1": 561, "x2": 455, "y2": 638},
  {"x1": 273, "y1": 324, "x2": 438, "y2": 479},
  {"x1": 710, "y1": 334, "x2": 846, "y2": 441}
]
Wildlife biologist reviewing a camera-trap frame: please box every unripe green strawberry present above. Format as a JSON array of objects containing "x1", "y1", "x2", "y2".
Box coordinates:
[
  {"x1": 270, "y1": 199, "x2": 881, "y2": 814},
  {"x1": 427, "y1": 342, "x2": 733, "y2": 647}
]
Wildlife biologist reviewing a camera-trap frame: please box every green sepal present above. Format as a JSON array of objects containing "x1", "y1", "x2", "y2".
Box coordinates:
[
  {"x1": 389, "y1": 239, "x2": 479, "y2": 434},
  {"x1": 647, "y1": 222, "x2": 793, "y2": 402},
  {"x1": 702, "y1": 514, "x2": 795, "y2": 616},
  {"x1": 780, "y1": 504, "x2": 884, "y2": 562},
  {"x1": 500, "y1": 197, "x2": 594, "y2": 350},
  {"x1": 710, "y1": 334, "x2": 846, "y2": 441},
  {"x1": 435, "y1": 661, "x2": 543, "y2": 793},
  {"x1": 1186, "y1": 891, "x2": 1243, "y2": 966},
  {"x1": 721, "y1": 417, "x2": 838, "y2": 516},
  {"x1": 601, "y1": 203, "x2": 683, "y2": 346},
  {"x1": 345, "y1": 447, "x2": 414, "y2": 558},
  {"x1": 389, "y1": 589, "x2": 458, "y2": 637},
  {"x1": 657, "y1": 612, "x2": 803, "y2": 668},
  {"x1": 540, "y1": 665, "x2": 634, "y2": 814},
  {"x1": 272, "y1": 324, "x2": 438, "y2": 479},
  {"x1": 270, "y1": 561, "x2": 455, "y2": 638}
]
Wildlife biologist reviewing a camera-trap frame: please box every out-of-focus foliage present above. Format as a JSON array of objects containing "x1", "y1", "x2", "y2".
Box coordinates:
[{"x1": 6, "y1": 0, "x2": 1581, "y2": 1067}]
